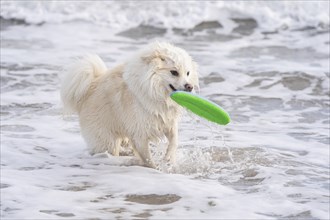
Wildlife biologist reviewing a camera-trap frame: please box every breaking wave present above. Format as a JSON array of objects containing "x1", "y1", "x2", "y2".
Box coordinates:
[{"x1": 1, "y1": 1, "x2": 329, "y2": 32}]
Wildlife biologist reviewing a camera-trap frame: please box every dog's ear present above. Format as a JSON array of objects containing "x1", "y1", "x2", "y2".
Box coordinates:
[
  {"x1": 141, "y1": 50, "x2": 166, "y2": 63},
  {"x1": 142, "y1": 50, "x2": 174, "y2": 64}
]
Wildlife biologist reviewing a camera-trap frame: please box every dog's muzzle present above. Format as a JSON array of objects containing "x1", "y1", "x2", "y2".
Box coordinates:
[
  {"x1": 169, "y1": 84, "x2": 193, "y2": 92},
  {"x1": 169, "y1": 84, "x2": 177, "y2": 92},
  {"x1": 184, "y1": 83, "x2": 193, "y2": 92}
]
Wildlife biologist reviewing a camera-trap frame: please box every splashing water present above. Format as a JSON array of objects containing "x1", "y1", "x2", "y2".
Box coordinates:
[{"x1": 1, "y1": 1, "x2": 329, "y2": 219}]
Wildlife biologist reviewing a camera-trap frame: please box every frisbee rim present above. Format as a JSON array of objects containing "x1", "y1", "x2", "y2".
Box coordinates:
[{"x1": 170, "y1": 91, "x2": 230, "y2": 125}]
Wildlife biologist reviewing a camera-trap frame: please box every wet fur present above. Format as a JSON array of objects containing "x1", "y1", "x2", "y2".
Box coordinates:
[{"x1": 61, "y1": 42, "x2": 199, "y2": 168}]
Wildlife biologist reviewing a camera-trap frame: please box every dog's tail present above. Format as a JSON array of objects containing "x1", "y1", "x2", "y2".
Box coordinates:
[{"x1": 60, "y1": 55, "x2": 107, "y2": 113}]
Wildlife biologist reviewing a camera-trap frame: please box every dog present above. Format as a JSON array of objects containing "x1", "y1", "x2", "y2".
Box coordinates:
[{"x1": 60, "y1": 42, "x2": 199, "y2": 168}]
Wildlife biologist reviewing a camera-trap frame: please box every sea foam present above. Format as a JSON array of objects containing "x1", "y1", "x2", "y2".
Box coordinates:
[{"x1": 1, "y1": 1, "x2": 329, "y2": 32}]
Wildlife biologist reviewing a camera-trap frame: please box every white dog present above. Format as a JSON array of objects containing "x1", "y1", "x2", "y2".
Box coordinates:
[{"x1": 61, "y1": 42, "x2": 199, "y2": 168}]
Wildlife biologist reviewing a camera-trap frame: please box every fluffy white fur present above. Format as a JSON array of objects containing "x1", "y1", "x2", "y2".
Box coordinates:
[{"x1": 61, "y1": 42, "x2": 199, "y2": 168}]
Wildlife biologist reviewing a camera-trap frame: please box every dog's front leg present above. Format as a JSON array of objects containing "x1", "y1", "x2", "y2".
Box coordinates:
[
  {"x1": 132, "y1": 138, "x2": 156, "y2": 168},
  {"x1": 165, "y1": 121, "x2": 178, "y2": 163}
]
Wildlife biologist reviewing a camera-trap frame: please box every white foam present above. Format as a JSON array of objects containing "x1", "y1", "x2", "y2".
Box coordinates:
[
  {"x1": 1, "y1": 1, "x2": 329, "y2": 32},
  {"x1": 1, "y1": 5, "x2": 329, "y2": 219}
]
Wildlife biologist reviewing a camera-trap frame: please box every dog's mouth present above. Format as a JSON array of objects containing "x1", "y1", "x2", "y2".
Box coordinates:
[{"x1": 169, "y1": 84, "x2": 177, "y2": 92}]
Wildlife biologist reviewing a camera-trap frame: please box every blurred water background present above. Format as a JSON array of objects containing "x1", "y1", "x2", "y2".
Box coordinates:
[{"x1": 1, "y1": 1, "x2": 329, "y2": 219}]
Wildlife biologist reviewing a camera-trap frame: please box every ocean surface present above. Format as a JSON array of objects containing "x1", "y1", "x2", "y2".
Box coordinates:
[{"x1": 1, "y1": 1, "x2": 329, "y2": 219}]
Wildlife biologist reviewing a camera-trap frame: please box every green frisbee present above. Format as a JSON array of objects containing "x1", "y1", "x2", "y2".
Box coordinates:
[{"x1": 170, "y1": 91, "x2": 230, "y2": 125}]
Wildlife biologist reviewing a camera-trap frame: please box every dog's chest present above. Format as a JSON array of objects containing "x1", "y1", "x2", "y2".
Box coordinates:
[{"x1": 146, "y1": 108, "x2": 178, "y2": 135}]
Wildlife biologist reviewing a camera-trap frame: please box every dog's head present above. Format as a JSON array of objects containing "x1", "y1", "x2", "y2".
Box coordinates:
[
  {"x1": 142, "y1": 42, "x2": 199, "y2": 94},
  {"x1": 124, "y1": 42, "x2": 199, "y2": 104}
]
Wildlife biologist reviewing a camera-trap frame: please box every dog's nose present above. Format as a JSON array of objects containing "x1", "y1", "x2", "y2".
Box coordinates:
[{"x1": 184, "y1": 84, "x2": 193, "y2": 92}]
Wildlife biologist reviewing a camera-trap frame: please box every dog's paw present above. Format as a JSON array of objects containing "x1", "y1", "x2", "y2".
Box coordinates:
[
  {"x1": 164, "y1": 154, "x2": 176, "y2": 164},
  {"x1": 142, "y1": 159, "x2": 157, "y2": 169}
]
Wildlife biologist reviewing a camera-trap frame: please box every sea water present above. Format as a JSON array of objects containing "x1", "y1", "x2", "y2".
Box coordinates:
[{"x1": 1, "y1": 1, "x2": 329, "y2": 219}]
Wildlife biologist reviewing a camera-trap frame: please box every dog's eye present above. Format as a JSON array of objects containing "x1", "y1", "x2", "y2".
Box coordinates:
[
  {"x1": 187, "y1": 71, "x2": 190, "y2": 76},
  {"x1": 170, "y1": 70, "x2": 179, "y2": 76}
]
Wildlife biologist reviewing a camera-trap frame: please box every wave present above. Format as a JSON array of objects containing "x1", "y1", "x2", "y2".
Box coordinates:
[{"x1": 1, "y1": 1, "x2": 329, "y2": 32}]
